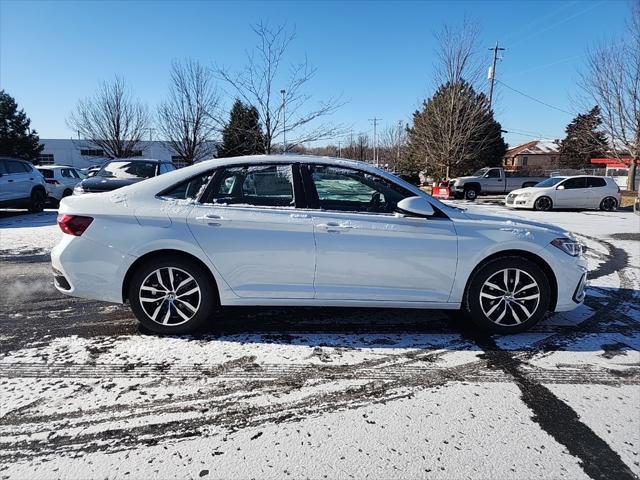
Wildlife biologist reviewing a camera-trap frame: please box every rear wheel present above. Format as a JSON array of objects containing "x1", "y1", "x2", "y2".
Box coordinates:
[
  {"x1": 62, "y1": 188, "x2": 73, "y2": 198},
  {"x1": 28, "y1": 188, "x2": 46, "y2": 213},
  {"x1": 599, "y1": 196, "x2": 618, "y2": 211},
  {"x1": 533, "y1": 196, "x2": 553, "y2": 211},
  {"x1": 128, "y1": 256, "x2": 216, "y2": 334},
  {"x1": 463, "y1": 256, "x2": 550, "y2": 334}
]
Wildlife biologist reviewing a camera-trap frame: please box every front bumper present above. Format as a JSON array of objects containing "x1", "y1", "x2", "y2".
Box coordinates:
[
  {"x1": 505, "y1": 194, "x2": 534, "y2": 209},
  {"x1": 541, "y1": 243, "x2": 588, "y2": 311}
]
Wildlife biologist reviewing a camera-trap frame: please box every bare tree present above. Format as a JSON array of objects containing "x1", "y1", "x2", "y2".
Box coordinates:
[
  {"x1": 378, "y1": 123, "x2": 407, "y2": 169},
  {"x1": 579, "y1": 1, "x2": 639, "y2": 190},
  {"x1": 157, "y1": 59, "x2": 221, "y2": 165},
  {"x1": 408, "y1": 21, "x2": 506, "y2": 179},
  {"x1": 215, "y1": 22, "x2": 345, "y2": 154},
  {"x1": 68, "y1": 77, "x2": 149, "y2": 159}
]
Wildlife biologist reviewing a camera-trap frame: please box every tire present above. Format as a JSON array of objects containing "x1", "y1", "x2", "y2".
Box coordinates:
[
  {"x1": 62, "y1": 189, "x2": 73, "y2": 198},
  {"x1": 599, "y1": 196, "x2": 618, "y2": 211},
  {"x1": 463, "y1": 256, "x2": 551, "y2": 334},
  {"x1": 452, "y1": 192, "x2": 464, "y2": 200},
  {"x1": 464, "y1": 187, "x2": 478, "y2": 201},
  {"x1": 533, "y1": 196, "x2": 553, "y2": 211},
  {"x1": 128, "y1": 256, "x2": 217, "y2": 335},
  {"x1": 28, "y1": 188, "x2": 46, "y2": 213}
]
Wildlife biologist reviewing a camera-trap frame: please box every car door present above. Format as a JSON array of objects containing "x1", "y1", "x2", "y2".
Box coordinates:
[
  {"x1": 585, "y1": 176, "x2": 609, "y2": 208},
  {"x1": 304, "y1": 164, "x2": 458, "y2": 303},
  {"x1": 482, "y1": 168, "x2": 504, "y2": 193},
  {"x1": 5, "y1": 160, "x2": 32, "y2": 200},
  {"x1": 61, "y1": 168, "x2": 81, "y2": 189},
  {"x1": 187, "y1": 163, "x2": 316, "y2": 299},
  {"x1": 0, "y1": 160, "x2": 10, "y2": 201},
  {"x1": 555, "y1": 177, "x2": 588, "y2": 208}
]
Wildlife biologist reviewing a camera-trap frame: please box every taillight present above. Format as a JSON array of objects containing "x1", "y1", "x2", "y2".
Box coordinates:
[
  {"x1": 46, "y1": 179, "x2": 60, "y2": 185},
  {"x1": 57, "y1": 214, "x2": 93, "y2": 236}
]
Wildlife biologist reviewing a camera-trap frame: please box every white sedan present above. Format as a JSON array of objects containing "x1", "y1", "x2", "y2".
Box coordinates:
[
  {"x1": 506, "y1": 175, "x2": 621, "y2": 211},
  {"x1": 52, "y1": 155, "x2": 587, "y2": 335},
  {"x1": 37, "y1": 165, "x2": 84, "y2": 204}
]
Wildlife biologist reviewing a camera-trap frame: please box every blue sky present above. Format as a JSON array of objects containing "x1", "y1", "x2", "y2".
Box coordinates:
[{"x1": 0, "y1": 0, "x2": 631, "y2": 148}]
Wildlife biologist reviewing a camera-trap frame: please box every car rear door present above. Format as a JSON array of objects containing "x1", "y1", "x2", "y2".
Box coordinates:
[
  {"x1": 555, "y1": 177, "x2": 588, "y2": 208},
  {"x1": 5, "y1": 160, "x2": 32, "y2": 200},
  {"x1": 187, "y1": 163, "x2": 316, "y2": 299},
  {"x1": 585, "y1": 176, "x2": 609, "y2": 207},
  {"x1": 304, "y1": 164, "x2": 458, "y2": 303}
]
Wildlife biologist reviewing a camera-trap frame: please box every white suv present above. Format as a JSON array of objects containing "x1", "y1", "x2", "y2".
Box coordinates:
[
  {"x1": 0, "y1": 157, "x2": 48, "y2": 212},
  {"x1": 37, "y1": 165, "x2": 84, "y2": 205}
]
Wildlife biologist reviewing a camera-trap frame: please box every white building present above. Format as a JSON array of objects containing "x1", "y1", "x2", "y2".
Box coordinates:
[{"x1": 37, "y1": 139, "x2": 207, "y2": 169}]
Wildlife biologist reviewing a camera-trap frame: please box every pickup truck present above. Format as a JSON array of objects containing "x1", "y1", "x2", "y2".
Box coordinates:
[{"x1": 449, "y1": 167, "x2": 548, "y2": 200}]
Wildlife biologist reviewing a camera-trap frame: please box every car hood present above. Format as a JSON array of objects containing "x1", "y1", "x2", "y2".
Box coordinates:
[
  {"x1": 459, "y1": 207, "x2": 566, "y2": 237},
  {"x1": 79, "y1": 177, "x2": 144, "y2": 193},
  {"x1": 509, "y1": 187, "x2": 537, "y2": 196},
  {"x1": 452, "y1": 176, "x2": 478, "y2": 183}
]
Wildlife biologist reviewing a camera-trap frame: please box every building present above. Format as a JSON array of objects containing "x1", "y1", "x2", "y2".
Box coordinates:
[
  {"x1": 503, "y1": 140, "x2": 562, "y2": 172},
  {"x1": 36, "y1": 139, "x2": 216, "y2": 169}
]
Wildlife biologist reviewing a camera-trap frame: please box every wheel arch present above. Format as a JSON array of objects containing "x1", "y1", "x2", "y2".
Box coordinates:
[
  {"x1": 122, "y1": 249, "x2": 220, "y2": 305},
  {"x1": 31, "y1": 184, "x2": 46, "y2": 195},
  {"x1": 464, "y1": 249, "x2": 558, "y2": 312},
  {"x1": 464, "y1": 182, "x2": 481, "y2": 192}
]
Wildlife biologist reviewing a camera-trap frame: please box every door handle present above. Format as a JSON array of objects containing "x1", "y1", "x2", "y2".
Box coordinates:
[
  {"x1": 7, "y1": 179, "x2": 13, "y2": 183},
  {"x1": 290, "y1": 213, "x2": 311, "y2": 219},
  {"x1": 316, "y1": 222, "x2": 354, "y2": 231},
  {"x1": 195, "y1": 214, "x2": 225, "y2": 226}
]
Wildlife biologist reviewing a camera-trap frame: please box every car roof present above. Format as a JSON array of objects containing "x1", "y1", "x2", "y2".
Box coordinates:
[
  {"x1": 105, "y1": 158, "x2": 168, "y2": 164},
  {"x1": 36, "y1": 165, "x2": 76, "y2": 169},
  {"x1": 0, "y1": 156, "x2": 31, "y2": 163},
  {"x1": 194, "y1": 154, "x2": 381, "y2": 171}
]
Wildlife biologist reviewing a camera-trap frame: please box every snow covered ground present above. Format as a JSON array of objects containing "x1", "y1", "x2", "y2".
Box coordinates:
[{"x1": 0, "y1": 204, "x2": 639, "y2": 479}]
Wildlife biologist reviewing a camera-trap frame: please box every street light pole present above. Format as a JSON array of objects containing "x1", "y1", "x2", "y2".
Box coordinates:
[{"x1": 280, "y1": 89, "x2": 286, "y2": 153}]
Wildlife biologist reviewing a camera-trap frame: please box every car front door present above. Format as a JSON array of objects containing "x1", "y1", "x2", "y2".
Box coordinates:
[
  {"x1": 304, "y1": 164, "x2": 458, "y2": 303},
  {"x1": 482, "y1": 168, "x2": 504, "y2": 193},
  {"x1": 0, "y1": 160, "x2": 10, "y2": 201},
  {"x1": 5, "y1": 160, "x2": 32, "y2": 200},
  {"x1": 555, "y1": 177, "x2": 588, "y2": 208},
  {"x1": 187, "y1": 163, "x2": 316, "y2": 299}
]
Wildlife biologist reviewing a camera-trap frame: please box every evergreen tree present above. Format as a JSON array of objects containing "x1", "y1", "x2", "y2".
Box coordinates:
[
  {"x1": 218, "y1": 100, "x2": 265, "y2": 157},
  {"x1": 0, "y1": 90, "x2": 43, "y2": 161},
  {"x1": 559, "y1": 106, "x2": 609, "y2": 169},
  {"x1": 407, "y1": 81, "x2": 506, "y2": 179}
]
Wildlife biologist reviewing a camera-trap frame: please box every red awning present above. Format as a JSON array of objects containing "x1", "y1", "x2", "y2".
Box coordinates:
[{"x1": 591, "y1": 158, "x2": 638, "y2": 165}]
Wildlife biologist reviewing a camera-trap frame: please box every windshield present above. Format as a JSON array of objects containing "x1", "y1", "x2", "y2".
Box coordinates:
[
  {"x1": 533, "y1": 177, "x2": 565, "y2": 188},
  {"x1": 96, "y1": 161, "x2": 157, "y2": 180},
  {"x1": 471, "y1": 168, "x2": 489, "y2": 177}
]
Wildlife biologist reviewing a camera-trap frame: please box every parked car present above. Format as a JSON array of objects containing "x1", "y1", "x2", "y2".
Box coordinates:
[
  {"x1": 81, "y1": 165, "x2": 102, "y2": 178},
  {"x1": 450, "y1": 167, "x2": 548, "y2": 200},
  {"x1": 506, "y1": 175, "x2": 621, "y2": 211},
  {"x1": 73, "y1": 158, "x2": 176, "y2": 195},
  {"x1": 0, "y1": 156, "x2": 48, "y2": 212},
  {"x1": 52, "y1": 155, "x2": 587, "y2": 335},
  {"x1": 36, "y1": 165, "x2": 84, "y2": 205}
]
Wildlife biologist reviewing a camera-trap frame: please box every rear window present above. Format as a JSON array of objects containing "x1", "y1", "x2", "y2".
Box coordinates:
[
  {"x1": 97, "y1": 161, "x2": 157, "y2": 179},
  {"x1": 39, "y1": 169, "x2": 54, "y2": 178},
  {"x1": 212, "y1": 165, "x2": 294, "y2": 207}
]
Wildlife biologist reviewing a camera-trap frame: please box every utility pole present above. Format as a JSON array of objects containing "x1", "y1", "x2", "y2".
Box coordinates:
[
  {"x1": 396, "y1": 120, "x2": 403, "y2": 162},
  {"x1": 369, "y1": 117, "x2": 381, "y2": 166},
  {"x1": 280, "y1": 89, "x2": 286, "y2": 153},
  {"x1": 487, "y1": 41, "x2": 505, "y2": 109},
  {"x1": 337, "y1": 140, "x2": 341, "y2": 158}
]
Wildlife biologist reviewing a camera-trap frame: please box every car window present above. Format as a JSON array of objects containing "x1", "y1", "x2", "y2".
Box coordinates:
[
  {"x1": 212, "y1": 165, "x2": 294, "y2": 207},
  {"x1": 560, "y1": 177, "x2": 587, "y2": 189},
  {"x1": 160, "y1": 173, "x2": 214, "y2": 201},
  {"x1": 39, "y1": 169, "x2": 54, "y2": 179},
  {"x1": 61, "y1": 168, "x2": 75, "y2": 178},
  {"x1": 586, "y1": 177, "x2": 606, "y2": 188},
  {"x1": 486, "y1": 169, "x2": 501, "y2": 178},
  {"x1": 309, "y1": 165, "x2": 412, "y2": 214},
  {"x1": 97, "y1": 161, "x2": 157, "y2": 179},
  {"x1": 6, "y1": 160, "x2": 28, "y2": 174},
  {"x1": 0, "y1": 160, "x2": 7, "y2": 175}
]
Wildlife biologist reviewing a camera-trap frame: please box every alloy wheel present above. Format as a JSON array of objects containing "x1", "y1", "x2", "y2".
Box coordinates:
[
  {"x1": 138, "y1": 267, "x2": 201, "y2": 326},
  {"x1": 535, "y1": 197, "x2": 552, "y2": 211},
  {"x1": 479, "y1": 268, "x2": 540, "y2": 326},
  {"x1": 601, "y1": 197, "x2": 617, "y2": 211}
]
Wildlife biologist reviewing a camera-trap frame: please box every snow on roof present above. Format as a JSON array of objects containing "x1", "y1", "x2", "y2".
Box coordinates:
[{"x1": 505, "y1": 140, "x2": 560, "y2": 157}]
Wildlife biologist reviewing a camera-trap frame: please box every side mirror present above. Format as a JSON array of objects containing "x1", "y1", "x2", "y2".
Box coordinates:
[
  {"x1": 557, "y1": 185, "x2": 565, "y2": 190},
  {"x1": 397, "y1": 196, "x2": 435, "y2": 217}
]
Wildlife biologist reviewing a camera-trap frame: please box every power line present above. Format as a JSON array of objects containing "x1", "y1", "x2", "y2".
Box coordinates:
[
  {"x1": 502, "y1": 127, "x2": 558, "y2": 141},
  {"x1": 496, "y1": 80, "x2": 575, "y2": 116}
]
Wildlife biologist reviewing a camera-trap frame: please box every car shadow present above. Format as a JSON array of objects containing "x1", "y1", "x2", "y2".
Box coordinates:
[
  {"x1": 138, "y1": 287, "x2": 639, "y2": 354},
  {"x1": 0, "y1": 209, "x2": 58, "y2": 226}
]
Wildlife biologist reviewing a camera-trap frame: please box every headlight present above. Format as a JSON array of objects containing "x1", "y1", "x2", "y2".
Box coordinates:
[
  {"x1": 73, "y1": 184, "x2": 85, "y2": 195},
  {"x1": 517, "y1": 192, "x2": 531, "y2": 198},
  {"x1": 551, "y1": 237, "x2": 582, "y2": 256}
]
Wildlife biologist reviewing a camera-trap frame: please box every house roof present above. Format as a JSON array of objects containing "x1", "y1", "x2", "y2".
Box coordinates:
[{"x1": 505, "y1": 140, "x2": 560, "y2": 157}]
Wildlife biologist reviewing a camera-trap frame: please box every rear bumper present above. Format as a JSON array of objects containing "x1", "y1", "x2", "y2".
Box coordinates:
[{"x1": 51, "y1": 234, "x2": 135, "y2": 304}]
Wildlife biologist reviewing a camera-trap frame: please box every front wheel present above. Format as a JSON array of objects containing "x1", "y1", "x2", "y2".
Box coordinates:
[
  {"x1": 28, "y1": 189, "x2": 46, "y2": 213},
  {"x1": 128, "y1": 256, "x2": 216, "y2": 334},
  {"x1": 463, "y1": 256, "x2": 550, "y2": 333},
  {"x1": 464, "y1": 188, "x2": 478, "y2": 201},
  {"x1": 599, "y1": 196, "x2": 618, "y2": 211},
  {"x1": 533, "y1": 196, "x2": 553, "y2": 211}
]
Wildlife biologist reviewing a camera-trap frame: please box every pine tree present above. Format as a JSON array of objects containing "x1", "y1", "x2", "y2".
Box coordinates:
[
  {"x1": 407, "y1": 81, "x2": 506, "y2": 179},
  {"x1": 560, "y1": 106, "x2": 609, "y2": 169},
  {"x1": 0, "y1": 90, "x2": 43, "y2": 161},
  {"x1": 218, "y1": 100, "x2": 265, "y2": 158}
]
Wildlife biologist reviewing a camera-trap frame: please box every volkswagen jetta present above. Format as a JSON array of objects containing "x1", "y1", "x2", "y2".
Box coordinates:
[{"x1": 52, "y1": 155, "x2": 587, "y2": 334}]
